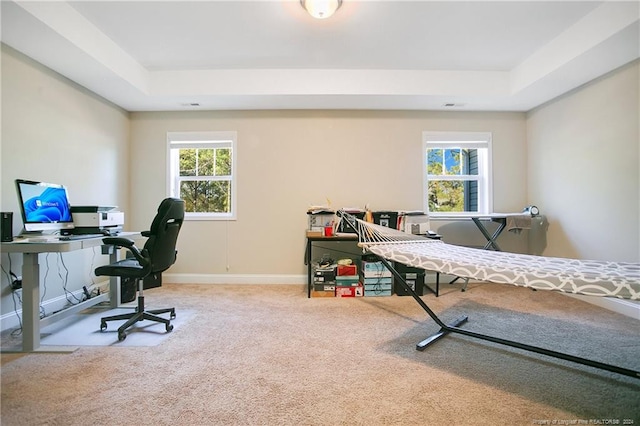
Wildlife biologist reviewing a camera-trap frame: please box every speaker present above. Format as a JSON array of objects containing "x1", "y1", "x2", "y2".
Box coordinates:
[{"x1": 1, "y1": 212, "x2": 13, "y2": 242}]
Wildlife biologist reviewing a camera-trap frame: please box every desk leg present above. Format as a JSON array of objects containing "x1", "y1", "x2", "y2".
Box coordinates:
[
  {"x1": 306, "y1": 239, "x2": 312, "y2": 298},
  {"x1": 108, "y1": 247, "x2": 121, "y2": 309},
  {"x1": 21, "y1": 253, "x2": 41, "y2": 352}
]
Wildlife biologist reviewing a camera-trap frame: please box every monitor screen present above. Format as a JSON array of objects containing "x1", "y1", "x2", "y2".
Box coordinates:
[{"x1": 15, "y1": 179, "x2": 74, "y2": 233}]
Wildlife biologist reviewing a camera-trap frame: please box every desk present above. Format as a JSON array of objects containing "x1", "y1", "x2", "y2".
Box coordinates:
[
  {"x1": 1, "y1": 232, "x2": 140, "y2": 352},
  {"x1": 305, "y1": 234, "x2": 359, "y2": 298}
]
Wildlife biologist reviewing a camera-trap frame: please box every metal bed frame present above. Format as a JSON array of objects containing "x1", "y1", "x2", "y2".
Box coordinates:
[
  {"x1": 338, "y1": 211, "x2": 640, "y2": 379},
  {"x1": 379, "y1": 255, "x2": 639, "y2": 379}
]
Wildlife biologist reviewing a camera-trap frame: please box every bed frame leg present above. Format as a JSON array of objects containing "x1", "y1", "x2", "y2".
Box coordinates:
[
  {"x1": 416, "y1": 316, "x2": 468, "y2": 351},
  {"x1": 373, "y1": 255, "x2": 640, "y2": 380}
]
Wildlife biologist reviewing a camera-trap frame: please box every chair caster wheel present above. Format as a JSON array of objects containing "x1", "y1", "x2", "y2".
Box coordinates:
[
  {"x1": 100, "y1": 322, "x2": 107, "y2": 332},
  {"x1": 118, "y1": 331, "x2": 127, "y2": 341},
  {"x1": 170, "y1": 311, "x2": 176, "y2": 319},
  {"x1": 166, "y1": 324, "x2": 174, "y2": 333}
]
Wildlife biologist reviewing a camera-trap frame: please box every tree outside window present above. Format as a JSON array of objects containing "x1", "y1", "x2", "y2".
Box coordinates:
[
  {"x1": 167, "y1": 132, "x2": 237, "y2": 220},
  {"x1": 423, "y1": 132, "x2": 491, "y2": 215}
]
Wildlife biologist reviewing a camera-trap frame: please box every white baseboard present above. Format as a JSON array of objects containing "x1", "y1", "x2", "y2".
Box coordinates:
[
  {"x1": 5, "y1": 275, "x2": 635, "y2": 333},
  {"x1": 0, "y1": 283, "x2": 107, "y2": 333},
  {"x1": 163, "y1": 273, "x2": 307, "y2": 285},
  {"x1": 566, "y1": 293, "x2": 640, "y2": 320}
]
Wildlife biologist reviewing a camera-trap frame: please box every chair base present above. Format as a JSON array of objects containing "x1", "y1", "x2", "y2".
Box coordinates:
[{"x1": 100, "y1": 294, "x2": 176, "y2": 341}]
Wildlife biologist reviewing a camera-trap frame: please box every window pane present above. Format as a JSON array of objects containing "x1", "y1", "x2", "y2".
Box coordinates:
[
  {"x1": 180, "y1": 180, "x2": 231, "y2": 213},
  {"x1": 427, "y1": 149, "x2": 444, "y2": 175},
  {"x1": 197, "y1": 149, "x2": 215, "y2": 175},
  {"x1": 179, "y1": 149, "x2": 197, "y2": 177},
  {"x1": 424, "y1": 132, "x2": 491, "y2": 215},
  {"x1": 427, "y1": 180, "x2": 470, "y2": 212},
  {"x1": 215, "y1": 148, "x2": 232, "y2": 175},
  {"x1": 464, "y1": 149, "x2": 479, "y2": 176},
  {"x1": 444, "y1": 149, "x2": 460, "y2": 175}
]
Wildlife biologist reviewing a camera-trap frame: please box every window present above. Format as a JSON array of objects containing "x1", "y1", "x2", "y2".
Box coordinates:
[
  {"x1": 167, "y1": 131, "x2": 237, "y2": 220},
  {"x1": 423, "y1": 132, "x2": 492, "y2": 215}
]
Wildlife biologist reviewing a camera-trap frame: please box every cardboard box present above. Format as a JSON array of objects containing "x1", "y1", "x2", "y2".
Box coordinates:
[
  {"x1": 361, "y1": 261, "x2": 393, "y2": 278},
  {"x1": 308, "y1": 213, "x2": 335, "y2": 230},
  {"x1": 313, "y1": 283, "x2": 336, "y2": 292},
  {"x1": 336, "y1": 284, "x2": 363, "y2": 297},
  {"x1": 336, "y1": 210, "x2": 365, "y2": 234},
  {"x1": 398, "y1": 213, "x2": 430, "y2": 234},
  {"x1": 364, "y1": 282, "x2": 393, "y2": 292},
  {"x1": 336, "y1": 275, "x2": 359, "y2": 286},
  {"x1": 364, "y1": 289, "x2": 392, "y2": 297},
  {"x1": 361, "y1": 277, "x2": 392, "y2": 285},
  {"x1": 306, "y1": 230, "x2": 323, "y2": 238},
  {"x1": 311, "y1": 290, "x2": 335, "y2": 298},
  {"x1": 314, "y1": 268, "x2": 336, "y2": 282},
  {"x1": 372, "y1": 211, "x2": 398, "y2": 229},
  {"x1": 336, "y1": 264, "x2": 357, "y2": 276},
  {"x1": 395, "y1": 277, "x2": 424, "y2": 296}
]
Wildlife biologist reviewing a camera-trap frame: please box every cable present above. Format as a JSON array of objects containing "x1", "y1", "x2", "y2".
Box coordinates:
[
  {"x1": 57, "y1": 253, "x2": 81, "y2": 304},
  {"x1": 10, "y1": 290, "x2": 23, "y2": 336},
  {"x1": 41, "y1": 253, "x2": 52, "y2": 318},
  {"x1": 89, "y1": 247, "x2": 97, "y2": 286},
  {"x1": 2, "y1": 253, "x2": 23, "y2": 335}
]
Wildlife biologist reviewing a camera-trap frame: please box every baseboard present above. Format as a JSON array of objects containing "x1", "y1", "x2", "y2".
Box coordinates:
[
  {"x1": 163, "y1": 273, "x2": 307, "y2": 285},
  {"x1": 5, "y1": 275, "x2": 634, "y2": 333},
  {"x1": 566, "y1": 293, "x2": 640, "y2": 320},
  {"x1": 0, "y1": 282, "x2": 108, "y2": 333}
]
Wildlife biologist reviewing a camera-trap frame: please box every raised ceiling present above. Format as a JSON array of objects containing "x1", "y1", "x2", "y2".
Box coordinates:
[{"x1": 1, "y1": 1, "x2": 638, "y2": 112}]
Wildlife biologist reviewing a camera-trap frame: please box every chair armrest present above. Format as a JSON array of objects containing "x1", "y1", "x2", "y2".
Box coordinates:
[
  {"x1": 101, "y1": 237, "x2": 148, "y2": 266},
  {"x1": 141, "y1": 230, "x2": 151, "y2": 238},
  {"x1": 102, "y1": 236, "x2": 136, "y2": 248}
]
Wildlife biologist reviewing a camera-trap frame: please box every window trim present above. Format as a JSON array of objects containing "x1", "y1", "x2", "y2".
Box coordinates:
[
  {"x1": 167, "y1": 131, "x2": 238, "y2": 221},
  {"x1": 422, "y1": 131, "x2": 493, "y2": 216}
]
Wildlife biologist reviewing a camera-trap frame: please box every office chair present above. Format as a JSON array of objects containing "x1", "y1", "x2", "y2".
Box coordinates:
[{"x1": 96, "y1": 198, "x2": 185, "y2": 341}]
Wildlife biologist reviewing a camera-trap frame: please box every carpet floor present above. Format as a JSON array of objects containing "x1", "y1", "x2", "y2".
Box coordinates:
[{"x1": 1, "y1": 282, "x2": 639, "y2": 425}]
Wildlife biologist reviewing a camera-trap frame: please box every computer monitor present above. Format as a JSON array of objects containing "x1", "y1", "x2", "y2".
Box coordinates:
[{"x1": 15, "y1": 179, "x2": 74, "y2": 233}]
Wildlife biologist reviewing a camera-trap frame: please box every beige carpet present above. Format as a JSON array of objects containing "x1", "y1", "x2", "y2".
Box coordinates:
[{"x1": 1, "y1": 283, "x2": 639, "y2": 425}]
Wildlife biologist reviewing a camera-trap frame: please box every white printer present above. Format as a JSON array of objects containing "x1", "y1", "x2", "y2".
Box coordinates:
[{"x1": 67, "y1": 206, "x2": 124, "y2": 235}]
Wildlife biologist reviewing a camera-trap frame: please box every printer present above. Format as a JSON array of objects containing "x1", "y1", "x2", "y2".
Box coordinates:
[{"x1": 66, "y1": 206, "x2": 124, "y2": 235}]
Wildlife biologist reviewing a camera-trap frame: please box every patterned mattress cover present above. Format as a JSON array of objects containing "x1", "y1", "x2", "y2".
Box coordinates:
[{"x1": 364, "y1": 240, "x2": 640, "y2": 300}]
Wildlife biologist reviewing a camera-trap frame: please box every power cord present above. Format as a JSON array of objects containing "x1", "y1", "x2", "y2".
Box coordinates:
[{"x1": 1, "y1": 254, "x2": 24, "y2": 335}]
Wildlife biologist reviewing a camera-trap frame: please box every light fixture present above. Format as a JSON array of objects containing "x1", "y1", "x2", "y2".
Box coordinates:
[{"x1": 300, "y1": 0, "x2": 342, "y2": 19}]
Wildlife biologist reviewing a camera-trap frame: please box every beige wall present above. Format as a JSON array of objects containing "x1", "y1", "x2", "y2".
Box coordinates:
[
  {"x1": 2, "y1": 41, "x2": 637, "y2": 327},
  {"x1": 0, "y1": 45, "x2": 130, "y2": 321},
  {"x1": 526, "y1": 60, "x2": 640, "y2": 262},
  {"x1": 129, "y1": 110, "x2": 528, "y2": 278}
]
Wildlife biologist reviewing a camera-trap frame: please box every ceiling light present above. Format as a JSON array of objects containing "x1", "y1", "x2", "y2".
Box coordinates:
[{"x1": 300, "y1": 0, "x2": 342, "y2": 19}]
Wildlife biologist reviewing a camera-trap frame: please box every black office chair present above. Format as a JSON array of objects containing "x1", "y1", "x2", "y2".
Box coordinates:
[{"x1": 96, "y1": 198, "x2": 185, "y2": 341}]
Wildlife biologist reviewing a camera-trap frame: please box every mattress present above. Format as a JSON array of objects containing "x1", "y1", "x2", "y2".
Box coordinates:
[{"x1": 364, "y1": 240, "x2": 640, "y2": 300}]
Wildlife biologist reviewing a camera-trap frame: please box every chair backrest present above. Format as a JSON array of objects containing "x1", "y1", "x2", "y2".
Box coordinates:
[{"x1": 143, "y1": 198, "x2": 185, "y2": 274}]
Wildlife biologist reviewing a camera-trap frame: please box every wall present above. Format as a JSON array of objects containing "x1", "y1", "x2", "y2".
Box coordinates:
[
  {"x1": 129, "y1": 110, "x2": 528, "y2": 282},
  {"x1": 2, "y1": 42, "x2": 636, "y2": 328},
  {"x1": 0, "y1": 45, "x2": 130, "y2": 327},
  {"x1": 526, "y1": 60, "x2": 639, "y2": 263}
]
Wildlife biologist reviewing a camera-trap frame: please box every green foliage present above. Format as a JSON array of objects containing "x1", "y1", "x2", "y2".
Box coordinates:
[
  {"x1": 178, "y1": 148, "x2": 232, "y2": 213},
  {"x1": 180, "y1": 181, "x2": 230, "y2": 213},
  {"x1": 427, "y1": 148, "x2": 467, "y2": 212},
  {"x1": 428, "y1": 181, "x2": 464, "y2": 212}
]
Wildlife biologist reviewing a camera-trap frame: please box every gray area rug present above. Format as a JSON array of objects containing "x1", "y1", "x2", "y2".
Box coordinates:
[{"x1": 39, "y1": 308, "x2": 194, "y2": 347}]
